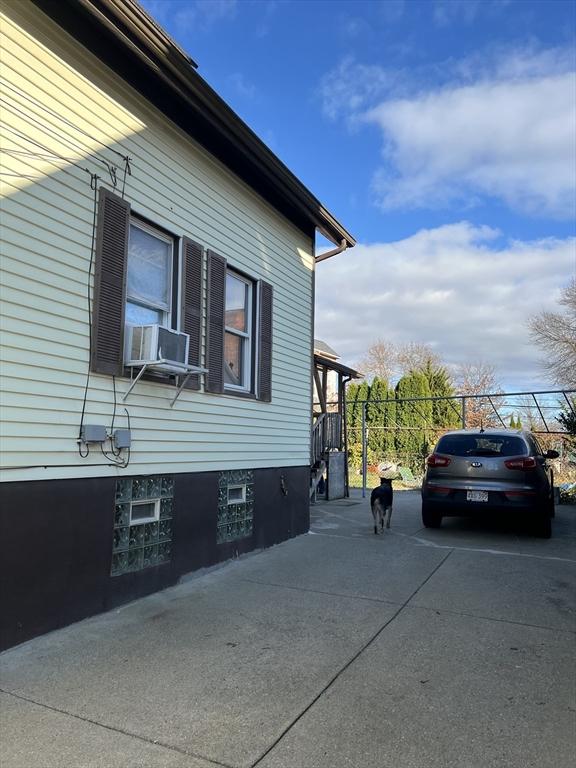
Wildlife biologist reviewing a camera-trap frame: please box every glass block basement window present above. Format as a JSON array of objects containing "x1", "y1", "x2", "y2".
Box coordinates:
[
  {"x1": 217, "y1": 470, "x2": 254, "y2": 544},
  {"x1": 112, "y1": 475, "x2": 174, "y2": 576}
]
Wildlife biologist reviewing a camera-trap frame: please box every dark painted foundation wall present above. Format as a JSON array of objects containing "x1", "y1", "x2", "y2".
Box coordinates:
[{"x1": 0, "y1": 465, "x2": 309, "y2": 651}]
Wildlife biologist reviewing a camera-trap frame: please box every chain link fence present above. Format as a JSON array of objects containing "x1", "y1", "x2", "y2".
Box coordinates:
[{"x1": 344, "y1": 390, "x2": 576, "y2": 496}]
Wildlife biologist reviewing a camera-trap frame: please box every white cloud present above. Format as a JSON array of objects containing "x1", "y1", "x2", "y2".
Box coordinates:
[
  {"x1": 365, "y1": 73, "x2": 576, "y2": 217},
  {"x1": 337, "y1": 14, "x2": 370, "y2": 39},
  {"x1": 254, "y1": 1, "x2": 279, "y2": 38},
  {"x1": 319, "y1": 46, "x2": 576, "y2": 219},
  {"x1": 318, "y1": 57, "x2": 402, "y2": 122},
  {"x1": 143, "y1": 0, "x2": 237, "y2": 32},
  {"x1": 456, "y1": 44, "x2": 575, "y2": 82},
  {"x1": 433, "y1": 0, "x2": 481, "y2": 27},
  {"x1": 315, "y1": 223, "x2": 576, "y2": 390},
  {"x1": 433, "y1": 0, "x2": 511, "y2": 28},
  {"x1": 380, "y1": 0, "x2": 406, "y2": 24},
  {"x1": 228, "y1": 72, "x2": 257, "y2": 100}
]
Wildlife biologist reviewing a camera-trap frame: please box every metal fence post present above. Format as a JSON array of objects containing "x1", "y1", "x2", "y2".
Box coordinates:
[
  {"x1": 362, "y1": 401, "x2": 367, "y2": 498},
  {"x1": 461, "y1": 396, "x2": 467, "y2": 429}
]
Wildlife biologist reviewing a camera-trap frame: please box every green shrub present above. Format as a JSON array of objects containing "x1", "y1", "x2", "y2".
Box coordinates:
[{"x1": 559, "y1": 484, "x2": 576, "y2": 504}]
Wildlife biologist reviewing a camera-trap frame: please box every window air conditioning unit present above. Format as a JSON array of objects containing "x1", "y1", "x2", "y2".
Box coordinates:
[{"x1": 124, "y1": 324, "x2": 190, "y2": 373}]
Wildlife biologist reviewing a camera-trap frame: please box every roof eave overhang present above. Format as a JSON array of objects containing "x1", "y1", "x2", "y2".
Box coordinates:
[
  {"x1": 314, "y1": 354, "x2": 362, "y2": 380},
  {"x1": 30, "y1": 0, "x2": 356, "y2": 248}
]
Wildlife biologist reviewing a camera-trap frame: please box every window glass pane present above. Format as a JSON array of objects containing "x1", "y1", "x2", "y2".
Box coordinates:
[
  {"x1": 127, "y1": 224, "x2": 171, "y2": 310},
  {"x1": 225, "y1": 273, "x2": 247, "y2": 332},
  {"x1": 436, "y1": 435, "x2": 528, "y2": 457},
  {"x1": 228, "y1": 485, "x2": 246, "y2": 503},
  {"x1": 125, "y1": 301, "x2": 163, "y2": 326},
  {"x1": 224, "y1": 332, "x2": 243, "y2": 386}
]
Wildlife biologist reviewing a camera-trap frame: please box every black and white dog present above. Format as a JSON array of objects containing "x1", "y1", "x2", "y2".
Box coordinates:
[{"x1": 370, "y1": 477, "x2": 394, "y2": 534}]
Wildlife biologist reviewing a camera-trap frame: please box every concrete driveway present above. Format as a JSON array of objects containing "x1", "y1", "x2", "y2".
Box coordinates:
[{"x1": 1, "y1": 490, "x2": 575, "y2": 768}]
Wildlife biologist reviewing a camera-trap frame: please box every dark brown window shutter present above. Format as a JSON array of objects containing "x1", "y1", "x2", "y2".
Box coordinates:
[
  {"x1": 91, "y1": 188, "x2": 130, "y2": 375},
  {"x1": 181, "y1": 238, "x2": 203, "y2": 390},
  {"x1": 206, "y1": 250, "x2": 226, "y2": 394},
  {"x1": 258, "y1": 281, "x2": 273, "y2": 402}
]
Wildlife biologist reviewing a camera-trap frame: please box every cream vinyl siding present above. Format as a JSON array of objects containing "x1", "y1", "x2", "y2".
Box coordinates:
[{"x1": 0, "y1": 3, "x2": 314, "y2": 482}]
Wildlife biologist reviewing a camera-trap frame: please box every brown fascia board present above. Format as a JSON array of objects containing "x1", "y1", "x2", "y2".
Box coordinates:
[
  {"x1": 30, "y1": 0, "x2": 356, "y2": 248},
  {"x1": 314, "y1": 354, "x2": 362, "y2": 380}
]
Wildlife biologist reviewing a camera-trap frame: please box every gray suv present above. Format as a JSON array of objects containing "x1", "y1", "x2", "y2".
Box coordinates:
[{"x1": 421, "y1": 429, "x2": 558, "y2": 538}]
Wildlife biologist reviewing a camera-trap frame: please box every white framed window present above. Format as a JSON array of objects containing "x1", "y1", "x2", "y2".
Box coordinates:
[
  {"x1": 224, "y1": 270, "x2": 253, "y2": 391},
  {"x1": 227, "y1": 484, "x2": 247, "y2": 504},
  {"x1": 125, "y1": 219, "x2": 174, "y2": 328},
  {"x1": 130, "y1": 498, "x2": 160, "y2": 525}
]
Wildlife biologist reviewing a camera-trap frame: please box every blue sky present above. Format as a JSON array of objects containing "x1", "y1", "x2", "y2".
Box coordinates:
[{"x1": 141, "y1": 0, "x2": 576, "y2": 391}]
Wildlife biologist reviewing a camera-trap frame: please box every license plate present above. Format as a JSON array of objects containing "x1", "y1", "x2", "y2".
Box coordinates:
[{"x1": 467, "y1": 491, "x2": 488, "y2": 502}]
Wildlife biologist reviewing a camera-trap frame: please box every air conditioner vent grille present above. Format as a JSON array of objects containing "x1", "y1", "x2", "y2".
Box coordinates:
[
  {"x1": 124, "y1": 324, "x2": 190, "y2": 372},
  {"x1": 158, "y1": 326, "x2": 187, "y2": 366}
]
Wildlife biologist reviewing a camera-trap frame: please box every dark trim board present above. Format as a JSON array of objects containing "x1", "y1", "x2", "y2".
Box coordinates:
[
  {"x1": 27, "y1": 0, "x2": 353, "y2": 248},
  {"x1": 0, "y1": 466, "x2": 310, "y2": 651}
]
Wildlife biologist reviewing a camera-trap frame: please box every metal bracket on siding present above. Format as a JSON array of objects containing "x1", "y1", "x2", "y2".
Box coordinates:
[
  {"x1": 169, "y1": 366, "x2": 209, "y2": 407},
  {"x1": 122, "y1": 361, "x2": 208, "y2": 406}
]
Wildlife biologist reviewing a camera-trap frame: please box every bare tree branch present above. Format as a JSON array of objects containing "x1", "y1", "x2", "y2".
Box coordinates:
[
  {"x1": 529, "y1": 278, "x2": 576, "y2": 388},
  {"x1": 358, "y1": 339, "x2": 442, "y2": 383},
  {"x1": 456, "y1": 360, "x2": 503, "y2": 427}
]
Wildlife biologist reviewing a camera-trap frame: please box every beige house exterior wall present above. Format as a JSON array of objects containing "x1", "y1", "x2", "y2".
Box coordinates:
[{"x1": 0, "y1": 2, "x2": 315, "y2": 483}]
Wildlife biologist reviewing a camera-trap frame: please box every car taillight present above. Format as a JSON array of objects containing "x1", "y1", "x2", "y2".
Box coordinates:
[
  {"x1": 427, "y1": 454, "x2": 451, "y2": 467},
  {"x1": 504, "y1": 457, "x2": 537, "y2": 470}
]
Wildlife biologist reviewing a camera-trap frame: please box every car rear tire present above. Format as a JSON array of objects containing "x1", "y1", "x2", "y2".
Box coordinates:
[
  {"x1": 422, "y1": 503, "x2": 442, "y2": 528},
  {"x1": 533, "y1": 514, "x2": 552, "y2": 539},
  {"x1": 548, "y1": 481, "x2": 555, "y2": 519}
]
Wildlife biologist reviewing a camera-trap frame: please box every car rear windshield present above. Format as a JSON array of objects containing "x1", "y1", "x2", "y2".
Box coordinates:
[{"x1": 435, "y1": 434, "x2": 529, "y2": 457}]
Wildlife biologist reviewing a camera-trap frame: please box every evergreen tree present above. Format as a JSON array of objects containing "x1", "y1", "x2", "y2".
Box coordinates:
[
  {"x1": 558, "y1": 399, "x2": 576, "y2": 451},
  {"x1": 422, "y1": 360, "x2": 460, "y2": 429},
  {"x1": 367, "y1": 377, "x2": 395, "y2": 462},
  {"x1": 384, "y1": 384, "x2": 397, "y2": 459},
  {"x1": 509, "y1": 414, "x2": 517, "y2": 429},
  {"x1": 395, "y1": 371, "x2": 432, "y2": 471},
  {"x1": 347, "y1": 380, "x2": 370, "y2": 467},
  {"x1": 346, "y1": 382, "x2": 360, "y2": 429},
  {"x1": 355, "y1": 380, "x2": 370, "y2": 427}
]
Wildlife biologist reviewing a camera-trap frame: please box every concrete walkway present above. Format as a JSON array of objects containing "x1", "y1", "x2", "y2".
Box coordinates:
[{"x1": 1, "y1": 490, "x2": 575, "y2": 768}]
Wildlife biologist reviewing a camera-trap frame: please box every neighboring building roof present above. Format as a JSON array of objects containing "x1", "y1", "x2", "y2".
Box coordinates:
[
  {"x1": 32, "y1": 0, "x2": 356, "y2": 249},
  {"x1": 313, "y1": 339, "x2": 339, "y2": 360}
]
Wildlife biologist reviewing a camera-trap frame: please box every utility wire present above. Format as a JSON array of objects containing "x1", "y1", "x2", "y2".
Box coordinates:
[
  {"x1": 2, "y1": 124, "x2": 94, "y2": 178},
  {"x1": 0, "y1": 77, "x2": 129, "y2": 159},
  {"x1": 2, "y1": 105, "x2": 133, "y2": 467},
  {"x1": 77, "y1": 173, "x2": 99, "y2": 458},
  {"x1": 2, "y1": 125, "x2": 131, "y2": 192},
  {"x1": 1, "y1": 100, "x2": 119, "y2": 184},
  {"x1": 0, "y1": 96, "x2": 119, "y2": 167}
]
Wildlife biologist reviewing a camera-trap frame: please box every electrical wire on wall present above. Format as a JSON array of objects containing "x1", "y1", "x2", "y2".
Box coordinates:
[
  {"x1": 0, "y1": 129, "x2": 129, "y2": 193},
  {"x1": 99, "y1": 377, "x2": 131, "y2": 468},
  {"x1": 2, "y1": 77, "x2": 136, "y2": 470},
  {"x1": 121, "y1": 157, "x2": 132, "y2": 199},
  {"x1": 0, "y1": 80, "x2": 129, "y2": 186},
  {"x1": 77, "y1": 172, "x2": 100, "y2": 459},
  {"x1": 75, "y1": 178, "x2": 133, "y2": 468},
  {"x1": 0, "y1": 77, "x2": 129, "y2": 161},
  {"x1": 99, "y1": 411, "x2": 131, "y2": 469}
]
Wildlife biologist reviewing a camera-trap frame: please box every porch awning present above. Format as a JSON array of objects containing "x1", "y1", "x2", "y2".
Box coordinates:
[{"x1": 314, "y1": 354, "x2": 362, "y2": 380}]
